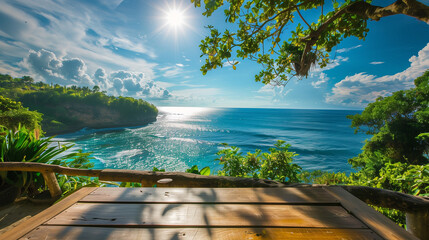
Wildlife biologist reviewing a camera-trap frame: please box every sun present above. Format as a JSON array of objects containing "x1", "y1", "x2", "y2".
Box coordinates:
[
  {"x1": 155, "y1": 1, "x2": 197, "y2": 39},
  {"x1": 166, "y1": 9, "x2": 185, "y2": 28}
]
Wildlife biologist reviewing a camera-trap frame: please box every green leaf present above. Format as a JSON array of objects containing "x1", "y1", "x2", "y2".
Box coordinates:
[{"x1": 200, "y1": 166, "x2": 211, "y2": 176}]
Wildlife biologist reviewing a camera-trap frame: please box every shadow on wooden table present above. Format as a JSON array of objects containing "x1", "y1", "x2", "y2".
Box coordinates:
[{"x1": 0, "y1": 198, "x2": 51, "y2": 235}]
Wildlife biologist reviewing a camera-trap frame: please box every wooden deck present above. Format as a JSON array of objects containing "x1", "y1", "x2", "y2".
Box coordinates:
[{"x1": 0, "y1": 186, "x2": 417, "y2": 240}]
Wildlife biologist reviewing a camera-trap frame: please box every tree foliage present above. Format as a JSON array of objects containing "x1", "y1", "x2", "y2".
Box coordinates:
[
  {"x1": 331, "y1": 71, "x2": 429, "y2": 225},
  {"x1": 0, "y1": 126, "x2": 104, "y2": 198},
  {"x1": 192, "y1": 0, "x2": 429, "y2": 84},
  {"x1": 0, "y1": 96, "x2": 42, "y2": 131},
  {"x1": 348, "y1": 70, "x2": 429, "y2": 168},
  {"x1": 216, "y1": 140, "x2": 301, "y2": 182}
]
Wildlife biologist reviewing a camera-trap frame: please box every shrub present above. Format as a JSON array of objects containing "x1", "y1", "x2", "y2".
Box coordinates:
[{"x1": 216, "y1": 140, "x2": 301, "y2": 182}]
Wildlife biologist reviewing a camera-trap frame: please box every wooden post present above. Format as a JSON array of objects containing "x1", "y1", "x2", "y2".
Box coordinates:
[
  {"x1": 42, "y1": 171, "x2": 62, "y2": 199},
  {"x1": 406, "y1": 208, "x2": 429, "y2": 240}
]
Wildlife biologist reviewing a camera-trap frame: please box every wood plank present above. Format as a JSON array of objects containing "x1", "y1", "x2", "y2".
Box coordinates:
[
  {"x1": 46, "y1": 203, "x2": 366, "y2": 228},
  {"x1": 22, "y1": 227, "x2": 383, "y2": 240},
  {"x1": 324, "y1": 186, "x2": 418, "y2": 240},
  {"x1": 81, "y1": 187, "x2": 338, "y2": 204},
  {"x1": 0, "y1": 187, "x2": 97, "y2": 240}
]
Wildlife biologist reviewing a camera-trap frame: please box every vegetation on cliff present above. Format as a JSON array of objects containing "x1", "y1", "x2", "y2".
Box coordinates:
[
  {"x1": 0, "y1": 96, "x2": 42, "y2": 132},
  {"x1": 0, "y1": 74, "x2": 158, "y2": 135}
]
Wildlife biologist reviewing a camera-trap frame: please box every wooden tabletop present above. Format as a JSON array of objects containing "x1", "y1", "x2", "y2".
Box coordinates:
[{"x1": 0, "y1": 186, "x2": 416, "y2": 240}]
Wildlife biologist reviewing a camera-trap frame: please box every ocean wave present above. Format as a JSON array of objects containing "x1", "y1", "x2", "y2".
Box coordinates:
[
  {"x1": 170, "y1": 137, "x2": 198, "y2": 143},
  {"x1": 169, "y1": 137, "x2": 215, "y2": 145},
  {"x1": 58, "y1": 125, "x2": 152, "y2": 140},
  {"x1": 161, "y1": 122, "x2": 229, "y2": 133},
  {"x1": 93, "y1": 156, "x2": 106, "y2": 163},
  {"x1": 150, "y1": 133, "x2": 166, "y2": 138},
  {"x1": 112, "y1": 149, "x2": 143, "y2": 159}
]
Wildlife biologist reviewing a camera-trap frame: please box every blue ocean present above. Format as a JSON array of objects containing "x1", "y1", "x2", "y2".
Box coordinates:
[{"x1": 56, "y1": 107, "x2": 368, "y2": 173}]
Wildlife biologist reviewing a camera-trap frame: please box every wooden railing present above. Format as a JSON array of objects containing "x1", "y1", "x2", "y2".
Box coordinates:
[{"x1": 1, "y1": 162, "x2": 428, "y2": 239}]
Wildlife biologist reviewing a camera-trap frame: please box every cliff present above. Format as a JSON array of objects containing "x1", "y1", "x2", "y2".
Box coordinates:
[
  {"x1": 0, "y1": 74, "x2": 158, "y2": 136},
  {"x1": 42, "y1": 103, "x2": 157, "y2": 135}
]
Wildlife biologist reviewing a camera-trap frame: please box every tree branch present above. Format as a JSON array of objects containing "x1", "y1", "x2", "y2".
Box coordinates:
[
  {"x1": 297, "y1": 0, "x2": 429, "y2": 76},
  {"x1": 348, "y1": 0, "x2": 429, "y2": 23},
  {"x1": 296, "y1": 7, "x2": 312, "y2": 29}
]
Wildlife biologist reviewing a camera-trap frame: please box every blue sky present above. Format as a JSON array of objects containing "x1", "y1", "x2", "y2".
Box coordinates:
[{"x1": 0, "y1": 0, "x2": 428, "y2": 109}]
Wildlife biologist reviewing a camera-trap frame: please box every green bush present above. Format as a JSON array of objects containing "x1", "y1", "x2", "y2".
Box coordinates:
[
  {"x1": 0, "y1": 126, "x2": 102, "y2": 197},
  {"x1": 0, "y1": 96, "x2": 42, "y2": 131},
  {"x1": 298, "y1": 170, "x2": 351, "y2": 185},
  {"x1": 216, "y1": 140, "x2": 301, "y2": 182}
]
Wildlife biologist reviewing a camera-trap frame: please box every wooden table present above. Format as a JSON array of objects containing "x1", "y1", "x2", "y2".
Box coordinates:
[{"x1": 0, "y1": 187, "x2": 416, "y2": 240}]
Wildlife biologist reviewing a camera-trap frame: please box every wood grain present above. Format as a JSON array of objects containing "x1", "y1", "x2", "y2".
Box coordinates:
[
  {"x1": 22, "y1": 227, "x2": 383, "y2": 240},
  {"x1": 0, "y1": 187, "x2": 96, "y2": 240},
  {"x1": 324, "y1": 186, "x2": 417, "y2": 240},
  {"x1": 46, "y1": 203, "x2": 366, "y2": 228},
  {"x1": 80, "y1": 187, "x2": 338, "y2": 204},
  {"x1": 42, "y1": 171, "x2": 62, "y2": 198}
]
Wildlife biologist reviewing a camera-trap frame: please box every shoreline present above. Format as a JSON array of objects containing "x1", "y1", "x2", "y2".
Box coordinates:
[{"x1": 44, "y1": 117, "x2": 157, "y2": 137}]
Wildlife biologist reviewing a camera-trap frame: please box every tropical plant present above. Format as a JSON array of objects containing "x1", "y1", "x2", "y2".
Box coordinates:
[
  {"x1": 192, "y1": 0, "x2": 429, "y2": 84},
  {"x1": 0, "y1": 126, "x2": 101, "y2": 198},
  {"x1": 216, "y1": 140, "x2": 301, "y2": 182},
  {"x1": 298, "y1": 170, "x2": 350, "y2": 185},
  {"x1": 0, "y1": 126, "x2": 71, "y2": 196},
  {"x1": 152, "y1": 167, "x2": 166, "y2": 172},
  {"x1": 186, "y1": 165, "x2": 211, "y2": 176}
]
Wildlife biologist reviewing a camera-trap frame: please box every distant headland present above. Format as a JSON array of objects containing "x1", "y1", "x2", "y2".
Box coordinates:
[{"x1": 0, "y1": 74, "x2": 158, "y2": 136}]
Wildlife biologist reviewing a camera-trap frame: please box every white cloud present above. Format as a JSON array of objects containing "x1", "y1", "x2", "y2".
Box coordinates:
[
  {"x1": 311, "y1": 72, "x2": 330, "y2": 88},
  {"x1": 20, "y1": 49, "x2": 171, "y2": 100},
  {"x1": 309, "y1": 56, "x2": 348, "y2": 88},
  {"x1": 337, "y1": 45, "x2": 362, "y2": 53},
  {"x1": 98, "y1": 0, "x2": 124, "y2": 10},
  {"x1": 0, "y1": 39, "x2": 28, "y2": 59},
  {"x1": 370, "y1": 61, "x2": 384, "y2": 65},
  {"x1": 257, "y1": 85, "x2": 292, "y2": 103},
  {"x1": 172, "y1": 88, "x2": 221, "y2": 97},
  {"x1": 311, "y1": 56, "x2": 349, "y2": 73},
  {"x1": 155, "y1": 81, "x2": 177, "y2": 88},
  {"x1": 167, "y1": 87, "x2": 223, "y2": 106},
  {"x1": 223, "y1": 61, "x2": 240, "y2": 67},
  {"x1": 179, "y1": 80, "x2": 206, "y2": 88},
  {"x1": 0, "y1": 0, "x2": 157, "y2": 79},
  {"x1": 176, "y1": 63, "x2": 184, "y2": 67},
  {"x1": 0, "y1": 59, "x2": 21, "y2": 76},
  {"x1": 326, "y1": 42, "x2": 429, "y2": 106},
  {"x1": 182, "y1": 55, "x2": 191, "y2": 61},
  {"x1": 160, "y1": 65, "x2": 185, "y2": 78},
  {"x1": 21, "y1": 49, "x2": 94, "y2": 86},
  {"x1": 107, "y1": 70, "x2": 172, "y2": 99},
  {"x1": 109, "y1": 36, "x2": 156, "y2": 58}
]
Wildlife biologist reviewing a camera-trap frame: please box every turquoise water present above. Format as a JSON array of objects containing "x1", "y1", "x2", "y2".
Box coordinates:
[{"x1": 56, "y1": 107, "x2": 368, "y2": 173}]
